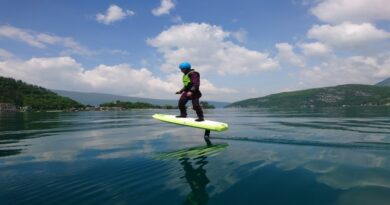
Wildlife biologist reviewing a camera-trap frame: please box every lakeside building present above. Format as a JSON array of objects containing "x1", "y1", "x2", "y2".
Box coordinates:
[{"x1": 0, "y1": 103, "x2": 17, "y2": 112}]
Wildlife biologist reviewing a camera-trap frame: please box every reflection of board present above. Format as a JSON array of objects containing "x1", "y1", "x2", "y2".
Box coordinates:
[
  {"x1": 154, "y1": 143, "x2": 229, "y2": 160},
  {"x1": 152, "y1": 114, "x2": 229, "y2": 132}
]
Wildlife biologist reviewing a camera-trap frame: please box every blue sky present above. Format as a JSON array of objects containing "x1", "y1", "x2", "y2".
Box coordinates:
[{"x1": 0, "y1": 0, "x2": 390, "y2": 102}]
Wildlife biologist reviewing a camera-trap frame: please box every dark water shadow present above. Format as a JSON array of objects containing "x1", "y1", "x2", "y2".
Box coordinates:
[
  {"x1": 211, "y1": 163, "x2": 340, "y2": 205},
  {"x1": 180, "y1": 156, "x2": 210, "y2": 205},
  {"x1": 0, "y1": 149, "x2": 23, "y2": 157},
  {"x1": 155, "y1": 144, "x2": 228, "y2": 205}
]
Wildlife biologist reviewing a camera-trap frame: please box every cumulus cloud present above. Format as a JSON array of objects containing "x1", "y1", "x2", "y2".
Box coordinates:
[
  {"x1": 96, "y1": 5, "x2": 135, "y2": 25},
  {"x1": 307, "y1": 22, "x2": 390, "y2": 52},
  {"x1": 147, "y1": 23, "x2": 279, "y2": 75},
  {"x1": 298, "y1": 55, "x2": 390, "y2": 87},
  {"x1": 0, "y1": 56, "x2": 234, "y2": 100},
  {"x1": 0, "y1": 57, "x2": 173, "y2": 96},
  {"x1": 286, "y1": 0, "x2": 390, "y2": 89},
  {"x1": 0, "y1": 57, "x2": 86, "y2": 91},
  {"x1": 276, "y1": 43, "x2": 306, "y2": 68},
  {"x1": 290, "y1": 2, "x2": 390, "y2": 88},
  {"x1": 81, "y1": 64, "x2": 176, "y2": 97},
  {"x1": 152, "y1": 0, "x2": 175, "y2": 16},
  {"x1": 298, "y1": 42, "x2": 331, "y2": 56},
  {"x1": 311, "y1": 0, "x2": 390, "y2": 23},
  {"x1": 0, "y1": 25, "x2": 90, "y2": 55}
]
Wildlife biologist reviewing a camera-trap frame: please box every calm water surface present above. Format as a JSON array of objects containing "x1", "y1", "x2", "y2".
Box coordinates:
[{"x1": 1, "y1": 108, "x2": 390, "y2": 205}]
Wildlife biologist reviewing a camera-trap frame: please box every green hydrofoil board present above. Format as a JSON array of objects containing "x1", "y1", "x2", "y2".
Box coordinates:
[{"x1": 152, "y1": 114, "x2": 228, "y2": 132}]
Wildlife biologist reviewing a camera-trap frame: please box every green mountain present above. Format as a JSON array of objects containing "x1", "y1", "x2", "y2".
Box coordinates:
[
  {"x1": 376, "y1": 78, "x2": 390, "y2": 86},
  {"x1": 227, "y1": 84, "x2": 390, "y2": 108},
  {"x1": 0, "y1": 76, "x2": 84, "y2": 111}
]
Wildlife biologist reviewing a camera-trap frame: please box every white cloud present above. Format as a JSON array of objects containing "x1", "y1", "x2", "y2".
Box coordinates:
[
  {"x1": 299, "y1": 42, "x2": 331, "y2": 56},
  {"x1": 0, "y1": 48, "x2": 14, "y2": 60},
  {"x1": 0, "y1": 57, "x2": 86, "y2": 91},
  {"x1": 0, "y1": 25, "x2": 90, "y2": 55},
  {"x1": 147, "y1": 23, "x2": 279, "y2": 75},
  {"x1": 81, "y1": 64, "x2": 176, "y2": 96},
  {"x1": 231, "y1": 29, "x2": 248, "y2": 43},
  {"x1": 283, "y1": 1, "x2": 390, "y2": 91},
  {"x1": 298, "y1": 55, "x2": 390, "y2": 87},
  {"x1": 307, "y1": 22, "x2": 390, "y2": 51},
  {"x1": 291, "y1": 3, "x2": 390, "y2": 89},
  {"x1": 152, "y1": 0, "x2": 175, "y2": 16},
  {"x1": 0, "y1": 56, "x2": 235, "y2": 101},
  {"x1": 311, "y1": 0, "x2": 390, "y2": 23},
  {"x1": 201, "y1": 79, "x2": 237, "y2": 96},
  {"x1": 0, "y1": 57, "x2": 174, "y2": 96},
  {"x1": 0, "y1": 25, "x2": 46, "y2": 48},
  {"x1": 96, "y1": 5, "x2": 135, "y2": 25},
  {"x1": 276, "y1": 43, "x2": 306, "y2": 68}
]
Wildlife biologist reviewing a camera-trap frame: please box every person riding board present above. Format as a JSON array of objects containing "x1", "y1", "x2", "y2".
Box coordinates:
[{"x1": 176, "y1": 62, "x2": 204, "y2": 122}]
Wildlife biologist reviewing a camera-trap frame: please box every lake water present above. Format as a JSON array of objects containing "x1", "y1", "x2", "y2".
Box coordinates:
[{"x1": 1, "y1": 108, "x2": 390, "y2": 205}]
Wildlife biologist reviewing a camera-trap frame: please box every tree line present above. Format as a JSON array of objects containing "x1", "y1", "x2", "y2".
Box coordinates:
[{"x1": 0, "y1": 76, "x2": 83, "y2": 111}]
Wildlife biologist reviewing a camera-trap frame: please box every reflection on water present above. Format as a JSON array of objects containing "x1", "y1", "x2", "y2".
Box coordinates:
[
  {"x1": 1, "y1": 108, "x2": 390, "y2": 205},
  {"x1": 156, "y1": 144, "x2": 228, "y2": 205},
  {"x1": 155, "y1": 144, "x2": 229, "y2": 160},
  {"x1": 180, "y1": 156, "x2": 210, "y2": 205}
]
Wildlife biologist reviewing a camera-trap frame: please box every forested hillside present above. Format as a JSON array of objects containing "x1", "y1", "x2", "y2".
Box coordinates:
[{"x1": 0, "y1": 76, "x2": 83, "y2": 111}]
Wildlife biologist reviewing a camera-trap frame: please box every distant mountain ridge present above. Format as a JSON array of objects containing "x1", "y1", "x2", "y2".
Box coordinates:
[
  {"x1": 53, "y1": 90, "x2": 230, "y2": 108},
  {"x1": 376, "y1": 78, "x2": 390, "y2": 86},
  {"x1": 227, "y1": 84, "x2": 390, "y2": 108}
]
